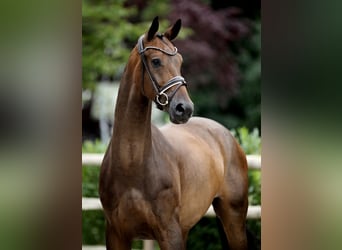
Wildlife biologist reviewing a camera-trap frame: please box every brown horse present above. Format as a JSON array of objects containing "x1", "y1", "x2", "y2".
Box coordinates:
[{"x1": 99, "y1": 17, "x2": 249, "y2": 250}]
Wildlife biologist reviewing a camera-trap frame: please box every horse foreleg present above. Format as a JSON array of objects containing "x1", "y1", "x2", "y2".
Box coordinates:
[
  {"x1": 155, "y1": 221, "x2": 185, "y2": 250},
  {"x1": 105, "y1": 222, "x2": 131, "y2": 250}
]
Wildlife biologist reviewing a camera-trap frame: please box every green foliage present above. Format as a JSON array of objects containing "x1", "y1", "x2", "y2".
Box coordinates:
[
  {"x1": 231, "y1": 126, "x2": 261, "y2": 155},
  {"x1": 81, "y1": 141, "x2": 105, "y2": 200},
  {"x1": 248, "y1": 169, "x2": 261, "y2": 205},
  {"x1": 83, "y1": 166, "x2": 100, "y2": 197},
  {"x1": 82, "y1": 210, "x2": 106, "y2": 245},
  {"x1": 82, "y1": 139, "x2": 107, "y2": 153},
  {"x1": 80, "y1": 141, "x2": 105, "y2": 202},
  {"x1": 83, "y1": 0, "x2": 146, "y2": 89},
  {"x1": 140, "y1": 0, "x2": 170, "y2": 20},
  {"x1": 231, "y1": 126, "x2": 261, "y2": 206},
  {"x1": 231, "y1": 127, "x2": 261, "y2": 207},
  {"x1": 82, "y1": 0, "x2": 178, "y2": 90}
]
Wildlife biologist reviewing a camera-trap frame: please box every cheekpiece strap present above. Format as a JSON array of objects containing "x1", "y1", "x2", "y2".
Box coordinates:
[{"x1": 137, "y1": 35, "x2": 187, "y2": 109}]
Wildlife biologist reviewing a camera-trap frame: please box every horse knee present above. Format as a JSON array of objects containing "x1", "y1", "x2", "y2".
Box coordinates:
[
  {"x1": 158, "y1": 237, "x2": 184, "y2": 250},
  {"x1": 156, "y1": 225, "x2": 185, "y2": 250}
]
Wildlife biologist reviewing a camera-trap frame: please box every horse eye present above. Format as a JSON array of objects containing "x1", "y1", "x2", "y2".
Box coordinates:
[{"x1": 151, "y1": 58, "x2": 161, "y2": 67}]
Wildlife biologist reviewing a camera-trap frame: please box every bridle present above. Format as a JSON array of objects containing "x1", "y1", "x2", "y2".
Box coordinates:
[{"x1": 137, "y1": 34, "x2": 187, "y2": 110}]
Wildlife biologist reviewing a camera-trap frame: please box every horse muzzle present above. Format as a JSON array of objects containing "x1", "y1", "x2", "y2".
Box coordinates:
[{"x1": 168, "y1": 98, "x2": 194, "y2": 124}]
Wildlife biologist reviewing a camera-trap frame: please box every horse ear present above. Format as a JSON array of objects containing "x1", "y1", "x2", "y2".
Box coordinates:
[
  {"x1": 147, "y1": 16, "x2": 159, "y2": 41},
  {"x1": 164, "y1": 19, "x2": 182, "y2": 41}
]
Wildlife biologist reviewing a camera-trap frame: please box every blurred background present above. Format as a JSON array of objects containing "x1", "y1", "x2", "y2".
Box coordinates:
[{"x1": 82, "y1": 0, "x2": 260, "y2": 249}]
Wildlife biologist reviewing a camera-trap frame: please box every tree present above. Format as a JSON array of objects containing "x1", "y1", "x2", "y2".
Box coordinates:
[
  {"x1": 168, "y1": 0, "x2": 260, "y2": 130},
  {"x1": 82, "y1": 0, "x2": 261, "y2": 131},
  {"x1": 83, "y1": 0, "x2": 145, "y2": 89}
]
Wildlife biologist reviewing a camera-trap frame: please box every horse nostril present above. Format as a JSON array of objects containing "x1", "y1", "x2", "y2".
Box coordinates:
[
  {"x1": 176, "y1": 103, "x2": 185, "y2": 114},
  {"x1": 172, "y1": 101, "x2": 194, "y2": 123}
]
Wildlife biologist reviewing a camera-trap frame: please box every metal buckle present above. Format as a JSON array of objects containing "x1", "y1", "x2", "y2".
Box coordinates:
[{"x1": 156, "y1": 92, "x2": 169, "y2": 106}]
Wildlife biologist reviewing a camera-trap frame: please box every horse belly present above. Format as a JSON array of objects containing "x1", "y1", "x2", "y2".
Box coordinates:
[
  {"x1": 172, "y1": 140, "x2": 224, "y2": 228},
  {"x1": 179, "y1": 152, "x2": 225, "y2": 230}
]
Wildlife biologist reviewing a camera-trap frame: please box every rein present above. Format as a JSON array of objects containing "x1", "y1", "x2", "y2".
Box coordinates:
[{"x1": 137, "y1": 35, "x2": 187, "y2": 109}]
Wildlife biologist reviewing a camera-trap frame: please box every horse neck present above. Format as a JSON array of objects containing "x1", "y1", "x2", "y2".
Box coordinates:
[{"x1": 111, "y1": 52, "x2": 153, "y2": 169}]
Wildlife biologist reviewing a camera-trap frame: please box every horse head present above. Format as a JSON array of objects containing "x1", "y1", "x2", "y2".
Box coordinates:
[{"x1": 138, "y1": 16, "x2": 194, "y2": 124}]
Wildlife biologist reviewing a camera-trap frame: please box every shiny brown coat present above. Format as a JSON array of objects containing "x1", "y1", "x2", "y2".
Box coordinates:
[{"x1": 99, "y1": 17, "x2": 248, "y2": 250}]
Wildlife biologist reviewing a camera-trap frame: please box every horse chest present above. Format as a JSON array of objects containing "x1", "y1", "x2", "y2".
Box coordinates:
[
  {"x1": 115, "y1": 188, "x2": 153, "y2": 224},
  {"x1": 112, "y1": 183, "x2": 178, "y2": 237},
  {"x1": 102, "y1": 143, "x2": 181, "y2": 235}
]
